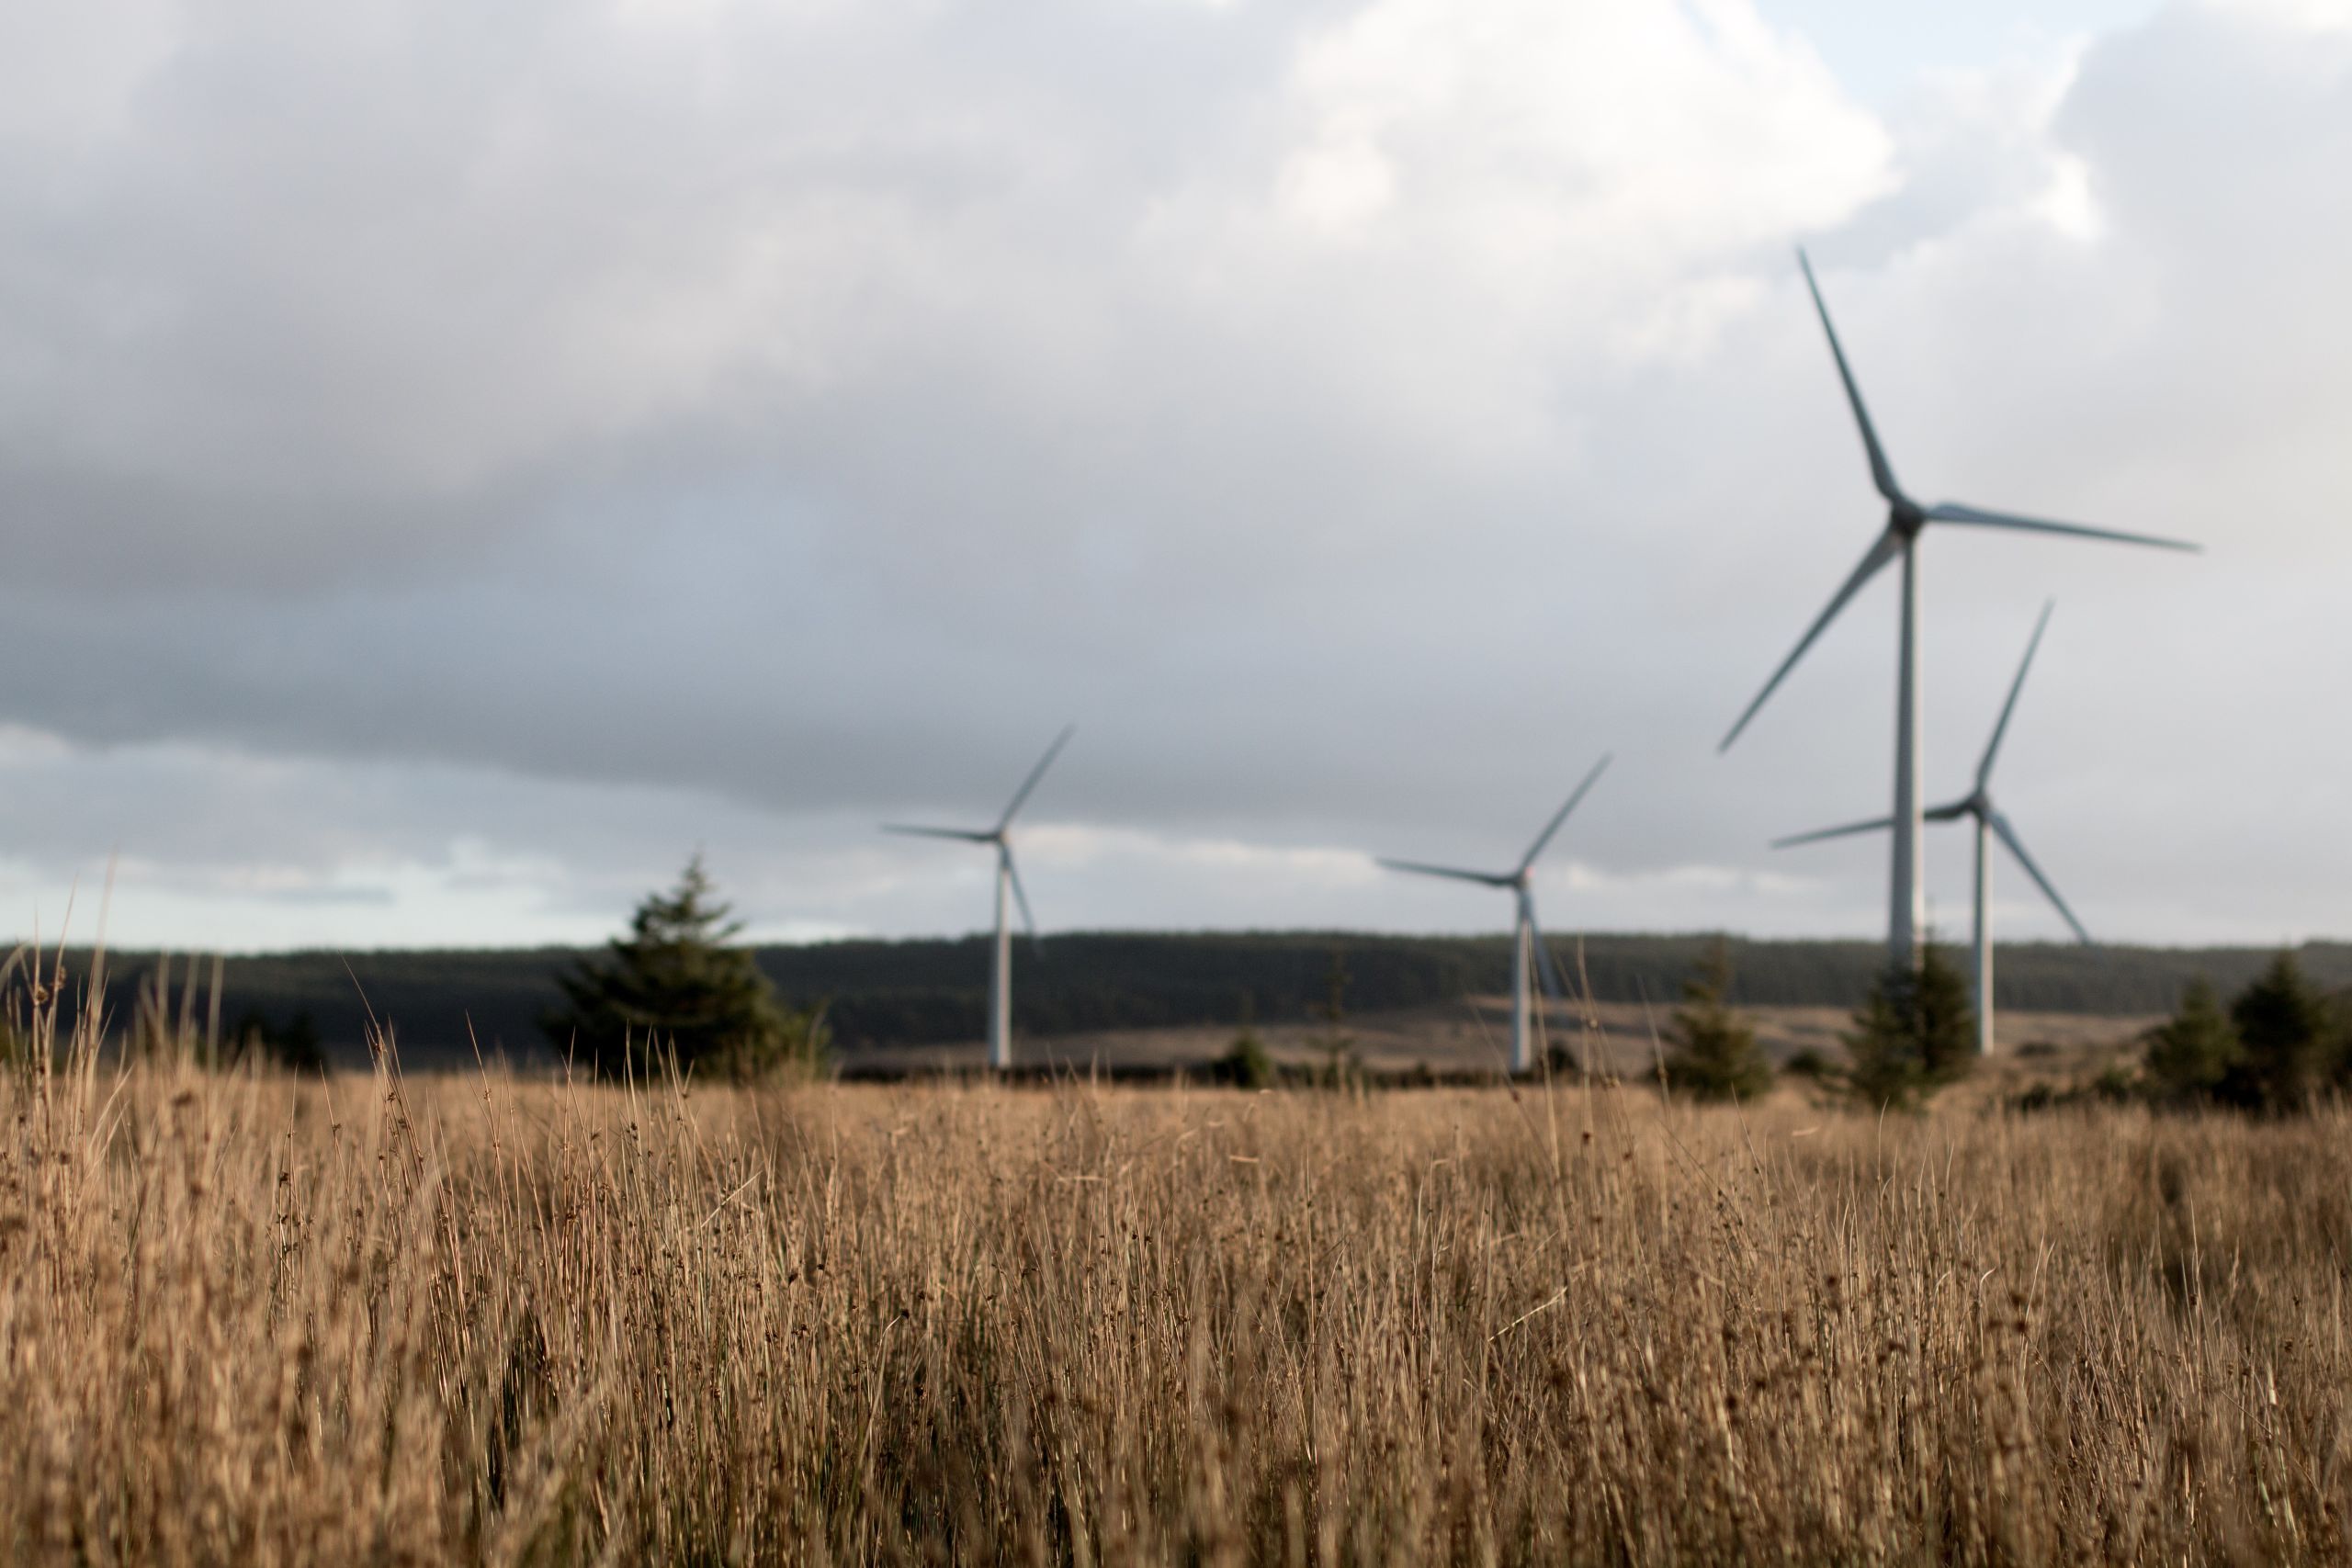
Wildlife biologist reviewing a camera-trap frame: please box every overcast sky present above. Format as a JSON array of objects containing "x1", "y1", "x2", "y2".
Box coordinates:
[{"x1": 2, "y1": 0, "x2": 2346, "y2": 953}]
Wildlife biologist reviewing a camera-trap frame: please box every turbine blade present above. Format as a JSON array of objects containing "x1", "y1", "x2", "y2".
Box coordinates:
[
  {"x1": 1800, "y1": 248, "x2": 1903, "y2": 503},
  {"x1": 1987, "y1": 810, "x2": 2093, "y2": 945},
  {"x1": 883, "y1": 824, "x2": 995, "y2": 842},
  {"x1": 1376, "y1": 858, "x2": 1510, "y2": 887},
  {"x1": 1002, "y1": 847, "x2": 1039, "y2": 942},
  {"x1": 1924, "y1": 799, "x2": 1974, "y2": 822},
  {"x1": 1524, "y1": 897, "x2": 1568, "y2": 1002},
  {"x1": 997, "y1": 724, "x2": 1077, "y2": 830},
  {"x1": 1518, "y1": 752, "x2": 1612, "y2": 873},
  {"x1": 1978, "y1": 600, "x2": 2053, "y2": 788},
  {"x1": 1922, "y1": 502, "x2": 2200, "y2": 554},
  {"x1": 1719, "y1": 529, "x2": 1901, "y2": 751},
  {"x1": 1770, "y1": 814, "x2": 1895, "y2": 850}
]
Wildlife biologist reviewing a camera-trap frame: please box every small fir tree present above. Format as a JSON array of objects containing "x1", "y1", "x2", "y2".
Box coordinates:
[
  {"x1": 1911, "y1": 940, "x2": 1978, "y2": 1085},
  {"x1": 1216, "y1": 991, "x2": 1274, "y2": 1088},
  {"x1": 1844, "y1": 977, "x2": 1925, "y2": 1111},
  {"x1": 1842, "y1": 937, "x2": 1975, "y2": 1111},
  {"x1": 2142, "y1": 977, "x2": 2240, "y2": 1104},
  {"x1": 543, "y1": 856, "x2": 825, "y2": 1081},
  {"x1": 1216, "y1": 1031, "x2": 1274, "y2": 1089},
  {"x1": 1783, "y1": 1046, "x2": 1831, "y2": 1081},
  {"x1": 2331, "y1": 993, "x2": 2352, "y2": 1091},
  {"x1": 1663, "y1": 936, "x2": 1772, "y2": 1102},
  {"x1": 231, "y1": 1008, "x2": 329, "y2": 1076},
  {"x1": 2219, "y1": 951, "x2": 2328, "y2": 1112},
  {"x1": 1311, "y1": 947, "x2": 1358, "y2": 1087}
]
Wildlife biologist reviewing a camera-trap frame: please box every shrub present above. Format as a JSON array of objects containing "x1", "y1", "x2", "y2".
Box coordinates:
[
  {"x1": 2012, "y1": 1065, "x2": 2137, "y2": 1115},
  {"x1": 2333, "y1": 993, "x2": 2352, "y2": 1090},
  {"x1": 1215, "y1": 1029, "x2": 1274, "y2": 1089},
  {"x1": 1661, "y1": 936, "x2": 1772, "y2": 1102},
  {"x1": 2093, "y1": 1062, "x2": 2139, "y2": 1102},
  {"x1": 230, "y1": 1009, "x2": 329, "y2": 1076}
]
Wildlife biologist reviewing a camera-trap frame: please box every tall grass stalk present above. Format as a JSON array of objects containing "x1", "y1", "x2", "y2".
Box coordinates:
[{"x1": 2, "y1": 969, "x2": 2346, "y2": 1562}]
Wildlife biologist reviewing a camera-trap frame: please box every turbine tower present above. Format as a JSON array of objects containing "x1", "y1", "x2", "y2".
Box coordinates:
[
  {"x1": 1774, "y1": 604, "x2": 2090, "y2": 1055},
  {"x1": 1378, "y1": 755, "x2": 1611, "y2": 1076},
  {"x1": 1722, "y1": 250, "x2": 2195, "y2": 964},
  {"x1": 884, "y1": 726, "x2": 1074, "y2": 1071}
]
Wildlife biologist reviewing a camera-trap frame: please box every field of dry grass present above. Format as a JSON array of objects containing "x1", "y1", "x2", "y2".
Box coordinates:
[{"x1": 4, "y1": 1032, "x2": 2348, "y2": 1563}]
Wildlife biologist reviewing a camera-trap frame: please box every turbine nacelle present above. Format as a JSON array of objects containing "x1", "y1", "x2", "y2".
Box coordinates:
[
  {"x1": 1375, "y1": 753, "x2": 1611, "y2": 1022},
  {"x1": 1717, "y1": 251, "x2": 2196, "y2": 758},
  {"x1": 1772, "y1": 604, "x2": 2092, "y2": 948},
  {"x1": 881, "y1": 724, "x2": 1075, "y2": 951},
  {"x1": 1925, "y1": 791, "x2": 1988, "y2": 824}
]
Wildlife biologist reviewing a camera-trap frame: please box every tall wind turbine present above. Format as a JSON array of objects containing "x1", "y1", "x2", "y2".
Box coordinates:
[
  {"x1": 1722, "y1": 251, "x2": 2195, "y2": 964},
  {"x1": 1774, "y1": 603, "x2": 2090, "y2": 1055},
  {"x1": 1378, "y1": 755, "x2": 1611, "y2": 1076},
  {"x1": 883, "y1": 725, "x2": 1074, "y2": 1071}
]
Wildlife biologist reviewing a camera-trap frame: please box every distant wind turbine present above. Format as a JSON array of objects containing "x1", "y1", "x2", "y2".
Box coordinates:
[
  {"x1": 884, "y1": 725, "x2": 1075, "y2": 1071},
  {"x1": 1378, "y1": 755, "x2": 1611, "y2": 1076},
  {"x1": 1774, "y1": 604, "x2": 2089, "y2": 1055},
  {"x1": 1722, "y1": 250, "x2": 2195, "y2": 964}
]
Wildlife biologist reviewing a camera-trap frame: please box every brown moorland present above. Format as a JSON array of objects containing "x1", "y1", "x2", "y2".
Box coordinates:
[
  {"x1": 2, "y1": 1029, "x2": 2346, "y2": 1563},
  {"x1": 842, "y1": 998, "x2": 2160, "y2": 1080}
]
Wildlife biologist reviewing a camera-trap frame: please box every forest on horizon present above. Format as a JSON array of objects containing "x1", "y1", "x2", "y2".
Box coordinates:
[{"x1": 31, "y1": 930, "x2": 2352, "y2": 1071}]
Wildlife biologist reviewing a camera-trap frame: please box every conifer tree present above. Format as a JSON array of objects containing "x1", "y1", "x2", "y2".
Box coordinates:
[
  {"x1": 231, "y1": 1008, "x2": 328, "y2": 1076},
  {"x1": 1311, "y1": 946, "x2": 1357, "y2": 1086},
  {"x1": 2331, "y1": 994, "x2": 2352, "y2": 1093},
  {"x1": 1216, "y1": 990, "x2": 1274, "y2": 1088},
  {"x1": 2219, "y1": 951, "x2": 2328, "y2": 1112},
  {"x1": 1663, "y1": 936, "x2": 1772, "y2": 1102},
  {"x1": 2143, "y1": 977, "x2": 2240, "y2": 1104},
  {"x1": 1841, "y1": 936, "x2": 1974, "y2": 1111},
  {"x1": 543, "y1": 855, "x2": 825, "y2": 1081}
]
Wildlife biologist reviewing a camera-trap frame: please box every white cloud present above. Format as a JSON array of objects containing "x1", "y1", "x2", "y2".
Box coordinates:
[
  {"x1": 2209, "y1": 0, "x2": 2352, "y2": 34},
  {"x1": 1274, "y1": 0, "x2": 1893, "y2": 296}
]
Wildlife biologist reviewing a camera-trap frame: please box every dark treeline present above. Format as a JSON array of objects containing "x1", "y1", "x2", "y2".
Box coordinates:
[{"x1": 27, "y1": 932, "x2": 2352, "y2": 1070}]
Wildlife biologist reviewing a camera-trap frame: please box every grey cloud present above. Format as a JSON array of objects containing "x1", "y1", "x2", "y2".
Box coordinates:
[{"x1": 0, "y1": 0, "x2": 2345, "y2": 948}]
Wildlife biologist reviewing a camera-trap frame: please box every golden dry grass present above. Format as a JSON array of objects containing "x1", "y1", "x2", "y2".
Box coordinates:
[{"x1": 4, "y1": 1036, "x2": 2348, "y2": 1563}]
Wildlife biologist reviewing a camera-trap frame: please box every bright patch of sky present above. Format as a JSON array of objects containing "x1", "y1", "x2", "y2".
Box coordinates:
[{"x1": 1751, "y1": 0, "x2": 2164, "y2": 99}]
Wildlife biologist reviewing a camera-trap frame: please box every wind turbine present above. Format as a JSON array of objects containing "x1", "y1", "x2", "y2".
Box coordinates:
[
  {"x1": 1774, "y1": 603, "x2": 2090, "y2": 1055},
  {"x1": 1722, "y1": 250, "x2": 2195, "y2": 964},
  {"x1": 1378, "y1": 755, "x2": 1611, "y2": 1076},
  {"x1": 883, "y1": 725, "x2": 1074, "y2": 1071}
]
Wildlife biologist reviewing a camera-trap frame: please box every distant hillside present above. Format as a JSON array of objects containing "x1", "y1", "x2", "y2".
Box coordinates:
[{"x1": 28, "y1": 932, "x2": 2352, "y2": 1071}]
